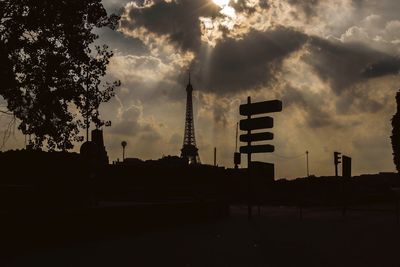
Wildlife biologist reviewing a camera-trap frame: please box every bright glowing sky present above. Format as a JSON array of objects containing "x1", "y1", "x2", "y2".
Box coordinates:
[
  {"x1": 213, "y1": 0, "x2": 230, "y2": 7},
  {"x1": 2, "y1": 0, "x2": 400, "y2": 179}
]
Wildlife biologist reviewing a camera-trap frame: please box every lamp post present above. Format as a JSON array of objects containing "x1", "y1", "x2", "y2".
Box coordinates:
[
  {"x1": 306, "y1": 150, "x2": 309, "y2": 177},
  {"x1": 121, "y1": 141, "x2": 127, "y2": 161}
]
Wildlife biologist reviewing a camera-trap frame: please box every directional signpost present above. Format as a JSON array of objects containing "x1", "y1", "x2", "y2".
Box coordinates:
[
  {"x1": 239, "y1": 96, "x2": 282, "y2": 162},
  {"x1": 239, "y1": 96, "x2": 282, "y2": 219}
]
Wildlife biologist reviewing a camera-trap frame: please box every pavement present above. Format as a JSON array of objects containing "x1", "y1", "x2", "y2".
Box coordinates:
[{"x1": 4, "y1": 205, "x2": 400, "y2": 267}]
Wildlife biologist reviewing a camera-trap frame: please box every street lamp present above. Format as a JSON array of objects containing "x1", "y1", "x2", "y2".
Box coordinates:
[{"x1": 121, "y1": 141, "x2": 127, "y2": 161}]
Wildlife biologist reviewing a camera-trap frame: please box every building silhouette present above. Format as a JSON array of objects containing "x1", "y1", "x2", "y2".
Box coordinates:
[
  {"x1": 80, "y1": 129, "x2": 109, "y2": 166},
  {"x1": 91, "y1": 129, "x2": 109, "y2": 165},
  {"x1": 181, "y1": 73, "x2": 201, "y2": 164}
]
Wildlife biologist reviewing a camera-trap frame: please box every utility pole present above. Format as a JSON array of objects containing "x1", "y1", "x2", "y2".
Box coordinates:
[
  {"x1": 214, "y1": 147, "x2": 217, "y2": 166},
  {"x1": 306, "y1": 150, "x2": 309, "y2": 177}
]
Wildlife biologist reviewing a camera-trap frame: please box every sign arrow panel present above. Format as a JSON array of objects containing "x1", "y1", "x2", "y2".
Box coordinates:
[
  {"x1": 240, "y1": 117, "x2": 273, "y2": 131},
  {"x1": 240, "y1": 100, "x2": 282, "y2": 116},
  {"x1": 240, "y1": 132, "x2": 274, "y2": 142},
  {"x1": 240, "y1": 145, "x2": 275, "y2": 154}
]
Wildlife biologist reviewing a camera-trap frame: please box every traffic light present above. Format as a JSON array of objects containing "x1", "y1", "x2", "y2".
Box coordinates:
[
  {"x1": 334, "y1": 151, "x2": 341, "y2": 165},
  {"x1": 334, "y1": 151, "x2": 342, "y2": 177}
]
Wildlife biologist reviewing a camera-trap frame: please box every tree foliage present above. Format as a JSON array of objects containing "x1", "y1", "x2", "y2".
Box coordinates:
[
  {"x1": 391, "y1": 90, "x2": 400, "y2": 173},
  {"x1": 0, "y1": 0, "x2": 120, "y2": 150}
]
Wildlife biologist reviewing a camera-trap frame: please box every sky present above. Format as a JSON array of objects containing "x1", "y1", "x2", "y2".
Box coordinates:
[{"x1": 2, "y1": 0, "x2": 400, "y2": 179}]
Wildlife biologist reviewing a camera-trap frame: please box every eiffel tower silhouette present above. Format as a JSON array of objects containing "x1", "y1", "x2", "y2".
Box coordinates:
[{"x1": 181, "y1": 73, "x2": 201, "y2": 164}]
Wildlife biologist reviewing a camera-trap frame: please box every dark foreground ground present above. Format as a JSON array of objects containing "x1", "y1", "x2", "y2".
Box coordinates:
[{"x1": 4, "y1": 205, "x2": 400, "y2": 267}]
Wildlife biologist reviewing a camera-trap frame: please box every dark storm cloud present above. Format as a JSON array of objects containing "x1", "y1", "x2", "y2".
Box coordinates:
[
  {"x1": 193, "y1": 27, "x2": 308, "y2": 94},
  {"x1": 121, "y1": 0, "x2": 220, "y2": 52},
  {"x1": 118, "y1": 0, "x2": 400, "y2": 118},
  {"x1": 287, "y1": 0, "x2": 320, "y2": 19},
  {"x1": 362, "y1": 58, "x2": 400, "y2": 78},
  {"x1": 297, "y1": 37, "x2": 399, "y2": 119},
  {"x1": 119, "y1": 0, "x2": 400, "y2": 96},
  {"x1": 305, "y1": 37, "x2": 400, "y2": 95}
]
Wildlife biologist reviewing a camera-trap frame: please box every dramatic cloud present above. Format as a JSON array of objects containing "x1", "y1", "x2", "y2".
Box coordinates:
[
  {"x1": 3, "y1": 0, "x2": 400, "y2": 178},
  {"x1": 362, "y1": 57, "x2": 400, "y2": 78},
  {"x1": 305, "y1": 37, "x2": 400, "y2": 94},
  {"x1": 77, "y1": 0, "x2": 400, "y2": 177},
  {"x1": 118, "y1": 0, "x2": 400, "y2": 97},
  {"x1": 120, "y1": 0, "x2": 220, "y2": 52},
  {"x1": 194, "y1": 27, "x2": 308, "y2": 94}
]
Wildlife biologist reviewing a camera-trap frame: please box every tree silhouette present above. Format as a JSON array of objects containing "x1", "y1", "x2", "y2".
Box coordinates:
[
  {"x1": 391, "y1": 90, "x2": 400, "y2": 173},
  {"x1": 0, "y1": 0, "x2": 120, "y2": 150},
  {"x1": 76, "y1": 45, "x2": 121, "y2": 142}
]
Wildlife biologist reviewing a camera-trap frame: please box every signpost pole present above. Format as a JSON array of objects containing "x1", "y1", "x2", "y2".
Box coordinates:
[
  {"x1": 247, "y1": 96, "x2": 252, "y2": 220},
  {"x1": 335, "y1": 164, "x2": 338, "y2": 178}
]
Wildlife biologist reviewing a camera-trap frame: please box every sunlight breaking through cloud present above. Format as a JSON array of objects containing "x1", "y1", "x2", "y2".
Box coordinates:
[{"x1": 2, "y1": 0, "x2": 398, "y2": 179}]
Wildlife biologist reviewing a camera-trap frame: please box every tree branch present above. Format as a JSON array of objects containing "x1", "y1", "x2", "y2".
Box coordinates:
[
  {"x1": 0, "y1": 115, "x2": 16, "y2": 150},
  {"x1": 0, "y1": 109, "x2": 13, "y2": 116}
]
